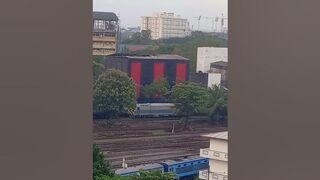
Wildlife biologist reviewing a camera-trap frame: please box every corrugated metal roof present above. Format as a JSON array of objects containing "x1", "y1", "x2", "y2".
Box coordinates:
[
  {"x1": 93, "y1": 11, "x2": 118, "y2": 21},
  {"x1": 128, "y1": 54, "x2": 189, "y2": 61},
  {"x1": 161, "y1": 156, "x2": 206, "y2": 166},
  {"x1": 202, "y1": 131, "x2": 228, "y2": 140},
  {"x1": 115, "y1": 163, "x2": 163, "y2": 175}
]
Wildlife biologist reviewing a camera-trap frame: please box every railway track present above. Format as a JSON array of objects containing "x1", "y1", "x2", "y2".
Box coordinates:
[{"x1": 94, "y1": 118, "x2": 227, "y2": 168}]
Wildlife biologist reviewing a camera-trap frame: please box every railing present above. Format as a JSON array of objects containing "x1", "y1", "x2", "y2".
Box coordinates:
[
  {"x1": 93, "y1": 44, "x2": 116, "y2": 49},
  {"x1": 199, "y1": 170, "x2": 209, "y2": 179},
  {"x1": 200, "y1": 148, "x2": 228, "y2": 161},
  {"x1": 199, "y1": 170, "x2": 228, "y2": 180},
  {"x1": 92, "y1": 36, "x2": 117, "y2": 42},
  {"x1": 93, "y1": 49, "x2": 116, "y2": 56}
]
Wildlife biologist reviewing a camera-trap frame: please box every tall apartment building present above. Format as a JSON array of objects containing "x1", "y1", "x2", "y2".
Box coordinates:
[
  {"x1": 199, "y1": 131, "x2": 228, "y2": 180},
  {"x1": 93, "y1": 12, "x2": 119, "y2": 55},
  {"x1": 141, "y1": 12, "x2": 191, "y2": 39}
]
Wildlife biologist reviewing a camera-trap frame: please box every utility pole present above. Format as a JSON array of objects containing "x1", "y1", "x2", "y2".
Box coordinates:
[{"x1": 194, "y1": 16, "x2": 202, "y2": 31}]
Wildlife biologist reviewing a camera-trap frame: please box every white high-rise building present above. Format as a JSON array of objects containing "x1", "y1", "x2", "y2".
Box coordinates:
[
  {"x1": 141, "y1": 12, "x2": 191, "y2": 39},
  {"x1": 199, "y1": 131, "x2": 228, "y2": 180}
]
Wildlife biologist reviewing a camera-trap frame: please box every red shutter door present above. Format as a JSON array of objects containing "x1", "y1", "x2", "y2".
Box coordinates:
[
  {"x1": 176, "y1": 63, "x2": 187, "y2": 82},
  {"x1": 131, "y1": 62, "x2": 142, "y2": 97},
  {"x1": 153, "y1": 63, "x2": 165, "y2": 81}
]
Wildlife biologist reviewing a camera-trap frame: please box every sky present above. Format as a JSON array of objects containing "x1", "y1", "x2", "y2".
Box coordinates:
[{"x1": 93, "y1": 0, "x2": 228, "y2": 32}]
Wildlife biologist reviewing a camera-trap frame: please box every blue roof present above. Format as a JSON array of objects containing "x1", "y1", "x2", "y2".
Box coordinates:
[{"x1": 161, "y1": 156, "x2": 207, "y2": 166}]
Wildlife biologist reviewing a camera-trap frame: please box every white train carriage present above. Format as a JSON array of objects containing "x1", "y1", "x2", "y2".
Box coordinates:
[{"x1": 134, "y1": 103, "x2": 176, "y2": 117}]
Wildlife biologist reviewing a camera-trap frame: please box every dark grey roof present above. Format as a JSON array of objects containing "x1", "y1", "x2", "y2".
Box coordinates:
[
  {"x1": 128, "y1": 54, "x2": 189, "y2": 61},
  {"x1": 115, "y1": 163, "x2": 163, "y2": 175},
  {"x1": 161, "y1": 156, "x2": 206, "y2": 166},
  {"x1": 93, "y1": 11, "x2": 118, "y2": 21},
  {"x1": 106, "y1": 54, "x2": 189, "y2": 61},
  {"x1": 211, "y1": 61, "x2": 228, "y2": 67}
]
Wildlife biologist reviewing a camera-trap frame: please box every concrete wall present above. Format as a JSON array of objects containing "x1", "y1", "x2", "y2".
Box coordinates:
[
  {"x1": 208, "y1": 73, "x2": 221, "y2": 87},
  {"x1": 197, "y1": 47, "x2": 228, "y2": 73}
]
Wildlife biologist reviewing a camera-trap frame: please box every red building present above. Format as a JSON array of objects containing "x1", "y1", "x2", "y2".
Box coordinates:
[{"x1": 104, "y1": 54, "x2": 190, "y2": 98}]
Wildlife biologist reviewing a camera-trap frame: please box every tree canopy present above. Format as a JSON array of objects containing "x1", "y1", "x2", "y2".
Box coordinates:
[
  {"x1": 171, "y1": 82, "x2": 210, "y2": 129},
  {"x1": 142, "y1": 78, "x2": 170, "y2": 102},
  {"x1": 93, "y1": 56, "x2": 105, "y2": 81},
  {"x1": 124, "y1": 31, "x2": 227, "y2": 72},
  {"x1": 93, "y1": 69, "x2": 136, "y2": 118},
  {"x1": 93, "y1": 144, "x2": 114, "y2": 180},
  {"x1": 207, "y1": 85, "x2": 228, "y2": 123},
  {"x1": 122, "y1": 30, "x2": 152, "y2": 45}
]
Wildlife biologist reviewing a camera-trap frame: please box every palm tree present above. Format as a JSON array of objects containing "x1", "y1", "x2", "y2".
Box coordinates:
[{"x1": 207, "y1": 85, "x2": 228, "y2": 124}]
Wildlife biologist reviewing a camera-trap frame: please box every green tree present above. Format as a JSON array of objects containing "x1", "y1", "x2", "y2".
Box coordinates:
[
  {"x1": 93, "y1": 60, "x2": 105, "y2": 80},
  {"x1": 123, "y1": 30, "x2": 152, "y2": 45},
  {"x1": 142, "y1": 78, "x2": 170, "y2": 102},
  {"x1": 96, "y1": 171, "x2": 175, "y2": 180},
  {"x1": 207, "y1": 85, "x2": 228, "y2": 123},
  {"x1": 93, "y1": 56, "x2": 105, "y2": 81},
  {"x1": 93, "y1": 144, "x2": 114, "y2": 180},
  {"x1": 130, "y1": 170, "x2": 175, "y2": 180},
  {"x1": 141, "y1": 30, "x2": 151, "y2": 39},
  {"x1": 171, "y1": 82, "x2": 209, "y2": 130},
  {"x1": 93, "y1": 69, "x2": 137, "y2": 118}
]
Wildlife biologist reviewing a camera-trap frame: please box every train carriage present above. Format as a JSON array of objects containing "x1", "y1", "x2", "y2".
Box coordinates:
[
  {"x1": 134, "y1": 103, "x2": 176, "y2": 117},
  {"x1": 115, "y1": 163, "x2": 164, "y2": 176}
]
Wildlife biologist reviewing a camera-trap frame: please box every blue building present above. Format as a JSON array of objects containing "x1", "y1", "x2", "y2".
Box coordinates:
[{"x1": 161, "y1": 156, "x2": 209, "y2": 179}]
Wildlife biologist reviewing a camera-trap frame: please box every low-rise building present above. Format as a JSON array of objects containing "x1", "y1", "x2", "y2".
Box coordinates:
[
  {"x1": 196, "y1": 47, "x2": 228, "y2": 73},
  {"x1": 209, "y1": 61, "x2": 228, "y2": 88},
  {"x1": 199, "y1": 131, "x2": 228, "y2": 180},
  {"x1": 104, "y1": 54, "x2": 190, "y2": 99}
]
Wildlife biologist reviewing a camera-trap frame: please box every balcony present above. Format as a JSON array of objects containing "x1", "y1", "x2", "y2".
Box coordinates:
[
  {"x1": 93, "y1": 44, "x2": 116, "y2": 49},
  {"x1": 200, "y1": 148, "x2": 228, "y2": 161},
  {"x1": 199, "y1": 170, "x2": 228, "y2": 180},
  {"x1": 92, "y1": 36, "x2": 116, "y2": 42},
  {"x1": 93, "y1": 49, "x2": 116, "y2": 56}
]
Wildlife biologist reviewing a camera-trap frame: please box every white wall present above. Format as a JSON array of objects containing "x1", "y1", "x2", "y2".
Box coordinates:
[
  {"x1": 209, "y1": 159, "x2": 228, "y2": 174},
  {"x1": 197, "y1": 47, "x2": 228, "y2": 73},
  {"x1": 208, "y1": 73, "x2": 221, "y2": 87},
  {"x1": 209, "y1": 139, "x2": 228, "y2": 152}
]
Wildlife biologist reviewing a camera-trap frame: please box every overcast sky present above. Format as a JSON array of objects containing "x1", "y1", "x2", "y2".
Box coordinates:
[{"x1": 93, "y1": 0, "x2": 228, "y2": 32}]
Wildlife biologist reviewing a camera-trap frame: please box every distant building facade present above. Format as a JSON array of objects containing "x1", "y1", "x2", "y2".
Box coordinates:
[
  {"x1": 93, "y1": 12, "x2": 119, "y2": 55},
  {"x1": 141, "y1": 12, "x2": 191, "y2": 39},
  {"x1": 199, "y1": 131, "x2": 228, "y2": 180},
  {"x1": 196, "y1": 47, "x2": 228, "y2": 73}
]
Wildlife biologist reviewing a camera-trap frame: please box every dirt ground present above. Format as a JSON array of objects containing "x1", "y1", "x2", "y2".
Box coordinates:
[{"x1": 93, "y1": 118, "x2": 227, "y2": 168}]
